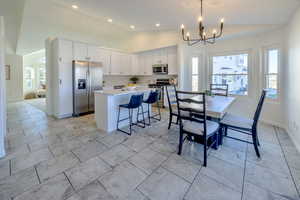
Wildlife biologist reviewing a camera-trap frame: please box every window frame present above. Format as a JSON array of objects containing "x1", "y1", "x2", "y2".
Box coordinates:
[
  {"x1": 208, "y1": 50, "x2": 251, "y2": 97},
  {"x1": 191, "y1": 56, "x2": 200, "y2": 92},
  {"x1": 263, "y1": 46, "x2": 281, "y2": 102}
]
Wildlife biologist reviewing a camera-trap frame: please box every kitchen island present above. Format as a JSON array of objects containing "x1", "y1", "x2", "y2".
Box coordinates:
[{"x1": 94, "y1": 87, "x2": 153, "y2": 132}]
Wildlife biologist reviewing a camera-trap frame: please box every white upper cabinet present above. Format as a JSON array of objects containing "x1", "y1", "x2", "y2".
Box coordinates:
[
  {"x1": 167, "y1": 47, "x2": 178, "y2": 75},
  {"x1": 131, "y1": 54, "x2": 139, "y2": 75},
  {"x1": 153, "y1": 48, "x2": 167, "y2": 64},
  {"x1": 88, "y1": 45, "x2": 103, "y2": 62},
  {"x1": 111, "y1": 52, "x2": 130, "y2": 75},
  {"x1": 73, "y1": 42, "x2": 88, "y2": 61}
]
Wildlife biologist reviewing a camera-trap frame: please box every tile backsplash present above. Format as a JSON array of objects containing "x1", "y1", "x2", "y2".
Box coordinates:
[{"x1": 103, "y1": 75, "x2": 177, "y2": 87}]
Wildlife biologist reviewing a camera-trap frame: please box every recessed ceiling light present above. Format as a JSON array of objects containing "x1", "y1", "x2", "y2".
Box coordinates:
[
  {"x1": 72, "y1": 5, "x2": 78, "y2": 9},
  {"x1": 107, "y1": 18, "x2": 113, "y2": 23},
  {"x1": 156, "y1": 23, "x2": 160, "y2": 27},
  {"x1": 130, "y1": 25, "x2": 135, "y2": 29}
]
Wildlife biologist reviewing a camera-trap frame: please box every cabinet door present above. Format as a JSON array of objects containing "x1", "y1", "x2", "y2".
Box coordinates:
[
  {"x1": 131, "y1": 55, "x2": 139, "y2": 75},
  {"x1": 121, "y1": 55, "x2": 132, "y2": 75},
  {"x1": 99, "y1": 50, "x2": 111, "y2": 75},
  {"x1": 57, "y1": 40, "x2": 73, "y2": 117},
  {"x1": 88, "y1": 45, "x2": 102, "y2": 62},
  {"x1": 167, "y1": 47, "x2": 178, "y2": 75},
  {"x1": 73, "y1": 42, "x2": 88, "y2": 61},
  {"x1": 110, "y1": 52, "x2": 122, "y2": 75},
  {"x1": 144, "y1": 52, "x2": 153, "y2": 75}
]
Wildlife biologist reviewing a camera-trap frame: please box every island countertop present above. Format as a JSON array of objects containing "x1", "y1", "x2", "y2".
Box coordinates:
[{"x1": 94, "y1": 87, "x2": 153, "y2": 96}]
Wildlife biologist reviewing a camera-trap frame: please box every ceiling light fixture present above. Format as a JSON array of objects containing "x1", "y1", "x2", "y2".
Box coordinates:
[
  {"x1": 130, "y1": 25, "x2": 135, "y2": 29},
  {"x1": 181, "y1": 0, "x2": 224, "y2": 45},
  {"x1": 156, "y1": 23, "x2": 160, "y2": 27},
  {"x1": 107, "y1": 18, "x2": 113, "y2": 23},
  {"x1": 72, "y1": 5, "x2": 78, "y2": 9}
]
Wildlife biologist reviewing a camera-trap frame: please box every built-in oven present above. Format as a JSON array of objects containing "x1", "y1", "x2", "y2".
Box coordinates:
[{"x1": 152, "y1": 64, "x2": 168, "y2": 74}]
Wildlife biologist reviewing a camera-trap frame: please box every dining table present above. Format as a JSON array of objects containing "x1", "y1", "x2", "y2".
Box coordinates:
[{"x1": 189, "y1": 95, "x2": 236, "y2": 120}]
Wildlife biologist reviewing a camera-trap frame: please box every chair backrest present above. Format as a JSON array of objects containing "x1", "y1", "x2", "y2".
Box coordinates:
[
  {"x1": 175, "y1": 90, "x2": 207, "y2": 135},
  {"x1": 128, "y1": 94, "x2": 144, "y2": 109},
  {"x1": 252, "y1": 90, "x2": 267, "y2": 129},
  {"x1": 165, "y1": 85, "x2": 177, "y2": 113},
  {"x1": 210, "y1": 84, "x2": 229, "y2": 96},
  {"x1": 145, "y1": 90, "x2": 159, "y2": 104}
]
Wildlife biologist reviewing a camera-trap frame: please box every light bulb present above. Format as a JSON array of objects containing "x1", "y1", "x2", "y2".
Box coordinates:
[
  {"x1": 156, "y1": 23, "x2": 160, "y2": 27},
  {"x1": 221, "y1": 18, "x2": 225, "y2": 23},
  {"x1": 198, "y1": 16, "x2": 203, "y2": 22},
  {"x1": 186, "y1": 32, "x2": 190, "y2": 37},
  {"x1": 107, "y1": 19, "x2": 113, "y2": 23},
  {"x1": 130, "y1": 25, "x2": 135, "y2": 29},
  {"x1": 212, "y1": 29, "x2": 217, "y2": 34},
  {"x1": 72, "y1": 5, "x2": 78, "y2": 9},
  {"x1": 181, "y1": 24, "x2": 185, "y2": 29},
  {"x1": 203, "y1": 32, "x2": 206, "y2": 36}
]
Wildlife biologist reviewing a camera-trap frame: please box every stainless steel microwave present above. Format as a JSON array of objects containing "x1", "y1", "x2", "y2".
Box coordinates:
[{"x1": 152, "y1": 64, "x2": 168, "y2": 74}]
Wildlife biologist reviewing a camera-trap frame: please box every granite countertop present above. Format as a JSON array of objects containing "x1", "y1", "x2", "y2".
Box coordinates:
[{"x1": 94, "y1": 87, "x2": 153, "y2": 96}]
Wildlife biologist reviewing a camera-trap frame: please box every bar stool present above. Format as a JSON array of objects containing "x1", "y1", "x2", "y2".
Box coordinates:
[
  {"x1": 143, "y1": 90, "x2": 161, "y2": 126},
  {"x1": 117, "y1": 94, "x2": 146, "y2": 135}
]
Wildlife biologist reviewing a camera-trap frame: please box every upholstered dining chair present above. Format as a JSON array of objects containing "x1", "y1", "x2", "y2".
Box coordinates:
[
  {"x1": 175, "y1": 90, "x2": 219, "y2": 167},
  {"x1": 220, "y1": 90, "x2": 267, "y2": 157},
  {"x1": 165, "y1": 85, "x2": 179, "y2": 129}
]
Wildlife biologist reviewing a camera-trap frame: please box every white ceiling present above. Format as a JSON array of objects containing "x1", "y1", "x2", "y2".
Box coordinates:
[{"x1": 51, "y1": 0, "x2": 300, "y2": 31}]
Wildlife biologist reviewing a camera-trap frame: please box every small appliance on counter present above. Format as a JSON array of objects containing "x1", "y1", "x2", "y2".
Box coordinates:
[
  {"x1": 148, "y1": 79, "x2": 171, "y2": 108},
  {"x1": 73, "y1": 60, "x2": 103, "y2": 116},
  {"x1": 152, "y1": 64, "x2": 168, "y2": 74}
]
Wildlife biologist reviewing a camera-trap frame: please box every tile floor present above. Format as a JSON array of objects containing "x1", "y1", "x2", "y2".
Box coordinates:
[{"x1": 1, "y1": 101, "x2": 300, "y2": 200}]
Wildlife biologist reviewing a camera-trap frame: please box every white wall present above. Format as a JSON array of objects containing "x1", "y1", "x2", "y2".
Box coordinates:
[
  {"x1": 0, "y1": 16, "x2": 6, "y2": 158},
  {"x1": 5, "y1": 54, "x2": 23, "y2": 102},
  {"x1": 285, "y1": 7, "x2": 300, "y2": 151}
]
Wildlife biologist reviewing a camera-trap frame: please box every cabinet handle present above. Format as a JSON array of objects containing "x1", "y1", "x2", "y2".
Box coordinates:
[
  {"x1": 59, "y1": 79, "x2": 62, "y2": 85},
  {"x1": 59, "y1": 57, "x2": 62, "y2": 62}
]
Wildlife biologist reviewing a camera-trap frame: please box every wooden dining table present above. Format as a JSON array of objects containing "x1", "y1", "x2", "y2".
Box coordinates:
[{"x1": 188, "y1": 95, "x2": 236, "y2": 120}]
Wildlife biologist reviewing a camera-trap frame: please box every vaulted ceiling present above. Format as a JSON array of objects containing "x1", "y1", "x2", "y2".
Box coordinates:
[{"x1": 1, "y1": 0, "x2": 300, "y2": 55}]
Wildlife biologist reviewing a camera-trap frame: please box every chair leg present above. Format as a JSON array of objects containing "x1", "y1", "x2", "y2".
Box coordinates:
[
  {"x1": 147, "y1": 104, "x2": 151, "y2": 126},
  {"x1": 224, "y1": 126, "x2": 228, "y2": 136},
  {"x1": 219, "y1": 126, "x2": 224, "y2": 145},
  {"x1": 178, "y1": 128, "x2": 183, "y2": 155},
  {"x1": 203, "y1": 139, "x2": 207, "y2": 167},
  {"x1": 252, "y1": 129, "x2": 260, "y2": 158},
  {"x1": 157, "y1": 101, "x2": 161, "y2": 121},
  {"x1": 213, "y1": 133, "x2": 218, "y2": 150},
  {"x1": 168, "y1": 114, "x2": 173, "y2": 129},
  {"x1": 117, "y1": 107, "x2": 121, "y2": 130},
  {"x1": 176, "y1": 115, "x2": 179, "y2": 124},
  {"x1": 128, "y1": 109, "x2": 132, "y2": 135},
  {"x1": 141, "y1": 105, "x2": 146, "y2": 128}
]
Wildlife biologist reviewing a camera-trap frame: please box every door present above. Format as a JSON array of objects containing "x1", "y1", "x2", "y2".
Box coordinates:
[
  {"x1": 89, "y1": 62, "x2": 103, "y2": 112},
  {"x1": 73, "y1": 61, "x2": 89, "y2": 115},
  {"x1": 73, "y1": 42, "x2": 88, "y2": 61}
]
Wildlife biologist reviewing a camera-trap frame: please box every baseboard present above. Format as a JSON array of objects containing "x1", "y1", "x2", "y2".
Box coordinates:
[{"x1": 260, "y1": 119, "x2": 285, "y2": 129}]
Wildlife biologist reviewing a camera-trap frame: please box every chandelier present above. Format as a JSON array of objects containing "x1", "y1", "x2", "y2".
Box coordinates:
[{"x1": 181, "y1": 0, "x2": 224, "y2": 45}]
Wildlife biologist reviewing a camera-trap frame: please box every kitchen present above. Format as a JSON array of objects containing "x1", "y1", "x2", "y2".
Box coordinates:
[{"x1": 46, "y1": 38, "x2": 178, "y2": 130}]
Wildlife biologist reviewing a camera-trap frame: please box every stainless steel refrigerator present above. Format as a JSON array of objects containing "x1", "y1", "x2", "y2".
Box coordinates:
[{"x1": 72, "y1": 60, "x2": 103, "y2": 116}]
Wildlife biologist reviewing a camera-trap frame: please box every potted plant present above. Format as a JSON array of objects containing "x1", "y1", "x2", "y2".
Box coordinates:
[{"x1": 129, "y1": 76, "x2": 139, "y2": 84}]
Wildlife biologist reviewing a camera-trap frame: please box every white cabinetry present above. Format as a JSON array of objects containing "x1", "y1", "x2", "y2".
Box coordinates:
[
  {"x1": 111, "y1": 52, "x2": 131, "y2": 75},
  {"x1": 73, "y1": 42, "x2": 88, "y2": 61},
  {"x1": 52, "y1": 39, "x2": 74, "y2": 118},
  {"x1": 167, "y1": 47, "x2": 178, "y2": 75},
  {"x1": 153, "y1": 48, "x2": 167, "y2": 64}
]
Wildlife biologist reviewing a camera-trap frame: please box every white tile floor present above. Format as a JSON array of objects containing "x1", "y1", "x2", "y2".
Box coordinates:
[{"x1": 0, "y1": 100, "x2": 300, "y2": 200}]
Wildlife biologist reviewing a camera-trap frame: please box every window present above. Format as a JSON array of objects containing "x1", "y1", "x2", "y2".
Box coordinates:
[
  {"x1": 192, "y1": 57, "x2": 199, "y2": 92},
  {"x1": 265, "y1": 49, "x2": 279, "y2": 99},
  {"x1": 24, "y1": 67, "x2": 34, "y2": 89},
  {"x1": 39, "y1": 66, "x2": 46, "y2": 86},
  {"x1": 212, "y1": 53, "x2": 248, "y2": 95}
]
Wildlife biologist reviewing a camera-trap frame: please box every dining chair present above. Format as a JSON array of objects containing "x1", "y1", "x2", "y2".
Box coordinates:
[
  {"x1": 165, "y1": 85, "x2": 179, "y2": 129},
  {"x1": 220, "y1": 90, "x2": 267, "y2": 157},
  {"x1": 210, "y1": 84, "x2": 229, "y2": 96},
  {"x1": 175, "y1": 90, "x2": 219, "y2": 167}
]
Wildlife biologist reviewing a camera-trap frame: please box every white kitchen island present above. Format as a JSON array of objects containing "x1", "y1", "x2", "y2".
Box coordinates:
[{"x1": 94, "y1": 87, "x2": 153, "y2": 132}]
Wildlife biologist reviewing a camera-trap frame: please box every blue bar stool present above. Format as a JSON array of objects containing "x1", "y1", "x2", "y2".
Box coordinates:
[
  {"x1": 143, "y1": 90, "x2": 161, "y2": 126},
  {"x1": 117, "y1": 94, "x2": 146, "y2": 135}
]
